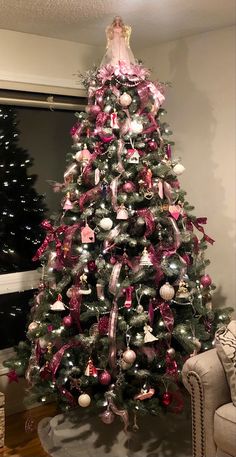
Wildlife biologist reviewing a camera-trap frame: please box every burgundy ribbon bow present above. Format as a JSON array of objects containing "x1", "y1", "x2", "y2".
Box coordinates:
[
  {"x1": 186, "y1": 217, "x2": 215, "y2": 245},
  {"x1": 159, "y1": 302, "x2": 174, "y2": 333},
  {"x1": 32, "y1": 220, "x2": 67, "y2": 261}
]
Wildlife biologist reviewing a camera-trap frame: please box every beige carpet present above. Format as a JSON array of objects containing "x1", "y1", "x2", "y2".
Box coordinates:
[{"x1": 38, "y1": 407, "x2": 192, "y2": 457}]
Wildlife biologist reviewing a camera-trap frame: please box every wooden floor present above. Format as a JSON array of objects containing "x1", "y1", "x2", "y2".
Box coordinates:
[{"x1": 1, "y1": 404, "x2": 57, "y2": 457}]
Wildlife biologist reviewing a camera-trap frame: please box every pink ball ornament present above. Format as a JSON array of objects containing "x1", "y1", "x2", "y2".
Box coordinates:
[
  {"x1": 119, "y1": 92, "x2": 132, "y2": 107},
  {"x1": 86, "y1": 104, "x2": 101, "y2": 118},
  {"x1": 162, "y1": 391, "x2": 173, "y2": 406},
  {"x1": 99, "y1": 370, "x2": 111, "y2": 385},
  {"x1": 200, "y1": 274, "x2": 212, "y2": 287},
  {"x1": 123, "y1": 349, "x2": 136, "y2": 364},
  {"x1": 98, "y1": 316, "x2": 109, "y2": 335},
  {"x1": 123, "y1": 181, "x2": 136, "y2": 193},
  {"x1": 63, "y1": 315, "x2": 73, "y2": 328},
  {"x1": 100, "y1": 409, "x2": 115, "y2": 424},
  {"x1": 87, "y1": 260, "x2": 97, "y2": 272},
  {"x1": 148, "y1": 140, "x2": 158, "y2": 151},
  {"x1": 182, "y1": 254, "x2": 191, "y2": 265}
]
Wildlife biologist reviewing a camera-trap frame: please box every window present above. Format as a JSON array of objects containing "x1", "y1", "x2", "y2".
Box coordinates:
[{"x1": 0, "y1": 87, "x2": 86, "y2": 351}]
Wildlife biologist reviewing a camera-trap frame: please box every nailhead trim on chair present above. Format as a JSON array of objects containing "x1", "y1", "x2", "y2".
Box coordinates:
[{"x1": 187, "y1": 371, "x2": 205, "y2": 457}]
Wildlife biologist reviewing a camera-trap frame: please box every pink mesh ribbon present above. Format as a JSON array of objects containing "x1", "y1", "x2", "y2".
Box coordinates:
[
  {"x1": 108, "y1": 299, "x2": 118, "y2": 371},
  {"x1": 103, "y1": 224, "x2": 122, "y2": 252},
  {"x1": 136, "y1": 81, "x2": 150, "y2": 109},
  {"x1": 159, "y1": 302, "x2": 174, "y2": 333},
  {"x1": 136, "y1": 209, "x2": 155, "y2": 237},
  {"x1": 142, "y1": 113, "x2": 158, "y2": 135},
  {"x1": 148, "y1": 245, "x2": 165, "y2": 284},
  {"x1": 163, "y1": 181, "x2": 176, "y2": 204},
  {"x1": 109, "y1": 262, "x2": 122, "y2": 295},
  {"x1": 69, "y1": 290, "x2": 82, "y2": 331},
  {"x1": 50, "y1": 340, "x2": 82, "y2": 379},
  {"x1": 110, "y1": 176, "x2": 120, "y2": 211},
  {"x1": 58, "y1": 385, "x2": 77, "y2": 406},
  {"x1": 96, "y1": 112, "x2": 109, "y2": 130},
  {"x1": 70, "y1": 121, "x2": 83, "y2": 139},
  {"x1": 62, "y1": 224, "x2": 81, "y2": 261},
  {"x1": 107, "y1": 395, "x2": 129, "y2": 433},
  {"x1": 95, "y1": 87, "x2": 106, "y2": 104},
  {"x1": 32, "y1": 220, "x2": 67, "y2": 261},
  {"x1": 165, "y1": 353, "x2": 178, "y2": 379},
  {"x1": 117, "y1": 139, "x2": 125, "y2": 172},
  {"x1": 137, "y1": 80, "x2": 165, "y2": 114},
  {"x1": 25, "y1": 342, "x2": 41, "y2": 385},
  {"x1": 168, "y1": 217, "x2": 181, "y2": 251},
  {"x1": 79, "y1": 185, "x2": 101, "y2": 211},
  {"x1": 149, "y1": 80, "x2": 165, "y2": 112},
  {"x1": 166, "y1": 144, "x2": 172, "y2": 159}
]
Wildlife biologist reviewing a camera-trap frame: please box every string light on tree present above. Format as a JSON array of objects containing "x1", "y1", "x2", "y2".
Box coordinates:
[{"x1": 9, "y1": 16, "x2": 232, "y2": 433}]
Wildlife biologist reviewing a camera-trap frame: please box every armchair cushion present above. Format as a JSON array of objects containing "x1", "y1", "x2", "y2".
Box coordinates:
[
  {"x1": 214, "y1": 403, "x2": 236, "y2": 457},
  {"x1": 182, "y1": 349, "x2": 231, "y2": 457},
  {"x1": 215, "y1": 320, "x2": 236, "y2": 406}
]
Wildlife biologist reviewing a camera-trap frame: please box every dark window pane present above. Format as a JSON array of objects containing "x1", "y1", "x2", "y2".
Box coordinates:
[{"x1": 0, "y1": 289, "x2": 35, "y2": 349}]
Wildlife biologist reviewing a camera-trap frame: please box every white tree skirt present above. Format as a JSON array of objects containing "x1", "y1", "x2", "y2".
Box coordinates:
[{"x1": 38, "y1": 408, "x2": 192, "y2": 457}]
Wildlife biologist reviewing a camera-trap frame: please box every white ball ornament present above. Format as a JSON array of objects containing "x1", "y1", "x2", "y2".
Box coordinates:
[
  {"x1": 120, "y1": 360, "x2": 133, "y2": 370},
  {"x1": 159, "y1": 282, "x2": 175, "y2": 301},
  {"x1": 130, "y1": 119, "x2": 143, "y2": 134},
  {"x1": 28, "y1": 322, "x2": 38, "y2": 332},
  {"x1": 172, "y1": 163, "x2": 185, "y2": 176},
  {"x1": 123, "y1": 349, "x2": 136, "y2": 364},
  {"x1": 119, "y1": 92, "x2": 132, "y2": 107},
  {"x1": 99, "y1": 217, "x2": 113, "y2": 231},
  {"x1": 78, "y1": 393, "x2": 91, "y2": 407},
  {"x1": 38, "y1": 337, "x2": 48, "y2": 349}
]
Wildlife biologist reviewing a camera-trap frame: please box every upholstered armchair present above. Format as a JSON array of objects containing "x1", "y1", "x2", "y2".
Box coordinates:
[
  {"x1": 0, "y1": 392, "x2": 4, "y2": 448},
  {"x1": 182, "y1": 348, "x2": 236, "y2": 457}
]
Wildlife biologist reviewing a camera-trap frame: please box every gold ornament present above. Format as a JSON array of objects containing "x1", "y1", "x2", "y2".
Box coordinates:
[{"x1": 175, "y1": 281, "x2": 190, "y2": 299}]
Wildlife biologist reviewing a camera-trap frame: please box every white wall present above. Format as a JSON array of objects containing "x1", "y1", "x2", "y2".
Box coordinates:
[
  {"x1": 139, "y1": 26, "x2": 236, "y2": 310},
  {"x1": 0, "y1": 29, "x2": 103, "y2": 89}
]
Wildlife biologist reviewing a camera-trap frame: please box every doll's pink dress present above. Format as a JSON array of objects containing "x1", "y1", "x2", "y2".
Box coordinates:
[{"x1": 100, "y1": 26, "x2": 136, "y2": 67}]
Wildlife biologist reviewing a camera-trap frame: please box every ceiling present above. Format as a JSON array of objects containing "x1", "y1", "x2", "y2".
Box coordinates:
[{"x1": 0, "y1": 0, "x2": 235, "y2": 48}]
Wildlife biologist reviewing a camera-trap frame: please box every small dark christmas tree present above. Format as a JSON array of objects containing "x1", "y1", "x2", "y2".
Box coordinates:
[{"x1": 0, "y1": 105, "x2": 46, "y2": 273}]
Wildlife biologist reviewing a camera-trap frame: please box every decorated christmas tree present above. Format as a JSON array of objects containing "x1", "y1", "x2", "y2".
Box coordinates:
[
  {"x1": 19, "y1": 18, "x2": 231, "y2": 428},
  {"x1": 0, "y1": 105, "x2": 46, "y2": 273}
]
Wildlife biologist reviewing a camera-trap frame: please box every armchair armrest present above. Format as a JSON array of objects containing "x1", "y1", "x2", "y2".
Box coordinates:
[{"x1": 182, "y1": 348, "x2": 231, "y2": 457}]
